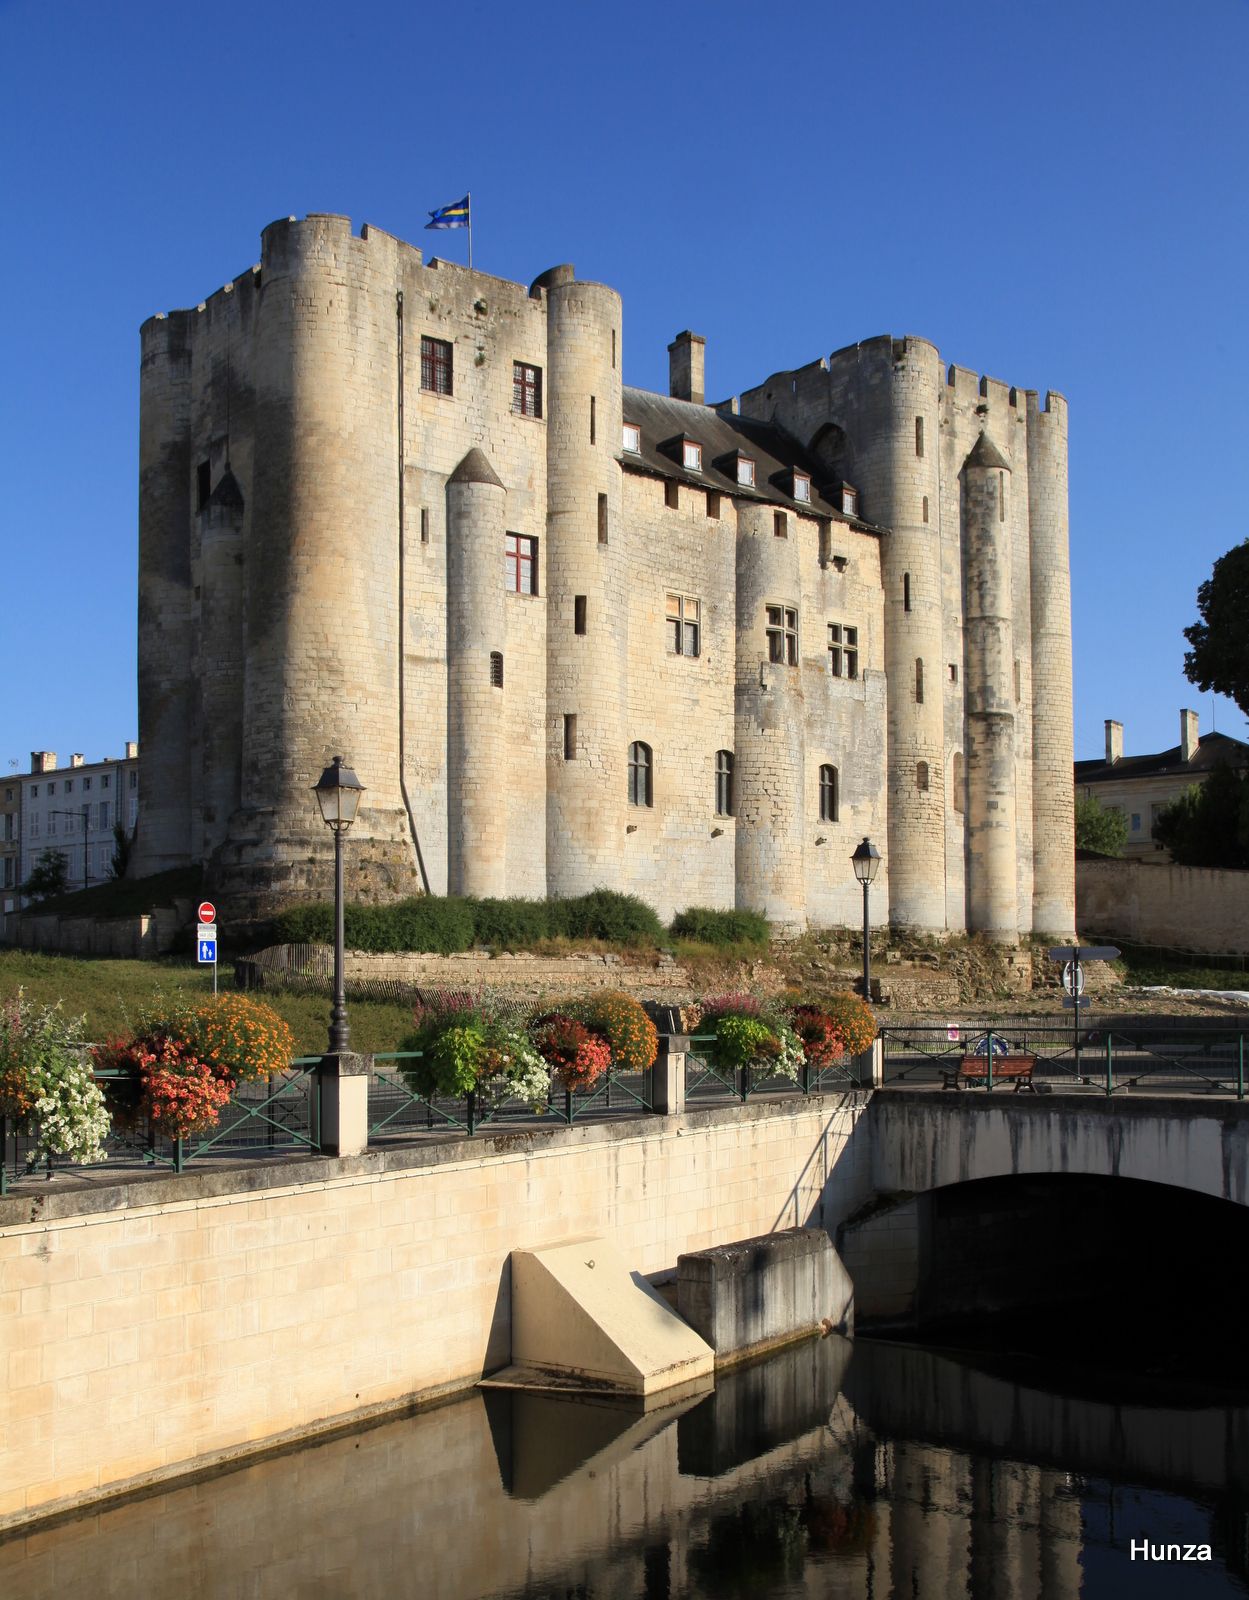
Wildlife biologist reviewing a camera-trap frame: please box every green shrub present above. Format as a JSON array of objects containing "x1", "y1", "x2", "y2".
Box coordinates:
[
  {"x1": 713, "y1": 1014, "x2": 779, "y2": 1070},
  {"x1": 669, "y1": 906, "x2": 771, "y2": 947},
  {"x1": 550, "y1": 889, "x2": 664, "y2": 944},
  {"x1": 468, "y1": 897, "x2": 555, "y2": 948},
  {"x1": 273, "y1": 897, "x2": 475, "y2": 953}
]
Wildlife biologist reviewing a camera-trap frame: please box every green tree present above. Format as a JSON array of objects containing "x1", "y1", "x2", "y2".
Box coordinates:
[
  {"x1": 21, "y1": 847, "x2": 69, "y2": 901},
  {"x1": 1183, "y1": 539, "x2": 1249, "y2": 717},
  {"x1": 110, "y1": 821, "x2": 133, "y2": 880},
  {"x1": 1152, "y1": 764, "x2": 1249, "y2": 868},
  {"x1": 1074, "y1": 795, "x2": 1128, "y2": 857}
]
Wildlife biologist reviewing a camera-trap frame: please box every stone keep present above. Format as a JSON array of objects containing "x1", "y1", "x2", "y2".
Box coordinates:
[{"x1": 134, "y1": 213, "x2": 1075, "y2": 939}]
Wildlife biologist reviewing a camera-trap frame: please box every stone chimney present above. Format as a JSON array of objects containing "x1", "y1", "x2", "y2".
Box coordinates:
[
  {"x1": 1104, "y1": 721, "x2": 1123, "y2": 765},
  {"x1": 125, "y1": 741, "x2": 138, "y2": 760},
  {"x1": 30, "y1": 751, "x2": 57, "y2": 774},
  {"x1": 1180, "y1": 708, "x2": 1199, "y2": 763},
  {"x1": 70, "y1": 753, "x2": 84, "y2": 768},
  {"x1": 668, "y1": 331, "x2": 706, "y2": 405}
]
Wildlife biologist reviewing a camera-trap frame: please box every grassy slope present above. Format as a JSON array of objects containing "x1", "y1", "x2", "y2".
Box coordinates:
[{"x1": 0, "y1": 950, "x2": 415, "y2": 1055}]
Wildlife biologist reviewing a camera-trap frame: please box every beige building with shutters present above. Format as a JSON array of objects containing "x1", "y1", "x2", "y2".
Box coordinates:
[{"x1": 134, "y1": 212, "x2": 1074, "y2": 939}]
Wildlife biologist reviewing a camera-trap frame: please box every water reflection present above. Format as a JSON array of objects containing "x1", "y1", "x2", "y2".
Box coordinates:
[{"x1": 3, "y1": 1335, "x2": 1249, "y2": 1598}]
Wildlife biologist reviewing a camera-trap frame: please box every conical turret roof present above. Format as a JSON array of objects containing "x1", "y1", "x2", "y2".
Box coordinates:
[
  {"x1": 448, "y1": 447, "x2": 504, "y2": 488},
  {"x1": 965, "y1": 432, "x2": 1011, "y2": 472}
]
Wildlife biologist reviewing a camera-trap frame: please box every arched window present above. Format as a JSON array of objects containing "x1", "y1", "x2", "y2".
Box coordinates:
[
  {"x1": 489, "y1": 652, "x2": 503, "y2": 688},
  {"x1": 628, "y1": 741, "x2": 653, "y2": 808},
  {"x1": 915, "y1": 658, "x2": 924, "y2": 704},
  {"x1": 916, "y1": 760, "x2": 930, "y2": 792},
  {"x1": 952, "y1": 752, "x2": 964, "y2": 814},
  {"x1": 714, "y1": 750, "x2": 734, "y2": 817},
  {"x1": 818, "y1": 764, "x2": 839, "y2": 823}
]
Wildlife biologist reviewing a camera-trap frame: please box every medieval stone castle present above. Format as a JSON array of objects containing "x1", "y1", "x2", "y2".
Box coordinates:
[{"x1": 134, "y1": 213, "x2": 1075, "y2": 939}]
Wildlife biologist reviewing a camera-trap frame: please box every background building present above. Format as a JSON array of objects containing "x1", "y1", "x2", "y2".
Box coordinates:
[
  {"x1": 16, "y1": 745, "x2": 139, "y2": 904},
  {"x1": 1075, "y1": 709, "x2": 1249, "y2": 858},
  {"x1": 134, "y1": 214, "x2": 1075, "y2": 938}
]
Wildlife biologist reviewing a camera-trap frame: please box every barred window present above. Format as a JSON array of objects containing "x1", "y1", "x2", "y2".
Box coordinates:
[
  {"x1": 666, "y1": 594, "x2": 700, "y2": 658},
  {"x1": 714, "y1": 750, "x2": 734, "y2": 817},
  {"x1": 505, "y1": 533, "x2": 538, "y2": 595},
  {"x1": 818, "y1": 764, "x2": 839, "y2": 823},
  {"x1": 420, "y1": 336, "x2": 453, "y2": 395},
  {"x1": 513, "y1": 362, "x2": 542, "y2": 417},
  {"x1": 628, "y1": 741, "x2": 653, "y2": 808},
  {"x1": 766, "y1": 604, "x2": 799, "y2": 665},
  {"x1": 490, "y1": 652, "x2": 504, "y2": 688},
  {"x1": 828, "y1": 623, "x2": 858, "y2": 679}
]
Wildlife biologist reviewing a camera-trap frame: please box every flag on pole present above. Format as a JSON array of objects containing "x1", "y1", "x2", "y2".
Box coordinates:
[{"x1": 425, "y1": 196, "x2": 470, "y2": 230}]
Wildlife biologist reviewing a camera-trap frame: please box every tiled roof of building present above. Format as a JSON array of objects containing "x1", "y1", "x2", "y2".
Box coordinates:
[
  {"x1": 620, "y1": 387, "x2": 883, "y2": 532},
  {"x1": 1075, "y1": 730, "x2": 1249, "y2": 784}
]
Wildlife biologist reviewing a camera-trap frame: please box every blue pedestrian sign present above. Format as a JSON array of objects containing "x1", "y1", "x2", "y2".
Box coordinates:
[{"x1": 197, "y1": 938, "x2": 217, "y2": 965}]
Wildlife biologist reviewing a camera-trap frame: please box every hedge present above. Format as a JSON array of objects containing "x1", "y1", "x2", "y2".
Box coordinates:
[{"x1": 668, "y1": 906, "x2": 771, "y2": 947}]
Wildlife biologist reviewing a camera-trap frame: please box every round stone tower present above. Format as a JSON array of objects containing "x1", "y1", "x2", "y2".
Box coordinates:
[
  {"x1": 445, "y1": 448, "x2": 507, "y2": 897},
  {"x1": 1027, "y1": 391, "x2": 1076, "y2": 936},
  {"x1": 842, "y1": 338, "x2": 947, "y2": 930},
  {"x1": 196, "y1": 465, "x2": 246, "y2": 861},
  {"x1": 733, "y1": 501, "x2": 807, "y2": 929},
  {"x1": 213, "y1": 215, "x2": 417, "y2": 914},
  {"x1": 540, "y1": 267, "x2": 627, "y2": 896},
  {"x1": 962, "y1": 433, "x2": 1018, "y2": 942},
  {"x1": 134, "y1": 309, "x2": 194, "y2": 876}
]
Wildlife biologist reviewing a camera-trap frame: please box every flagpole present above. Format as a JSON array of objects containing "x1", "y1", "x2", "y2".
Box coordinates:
[{"x1": 467, "y1": 191, "x2": 473, "y2": 271}]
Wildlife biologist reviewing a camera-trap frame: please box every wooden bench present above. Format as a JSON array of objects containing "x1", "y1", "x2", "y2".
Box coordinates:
[{"x1": 941, "y1": 1054, "x2": 1037, "y2": 1092}]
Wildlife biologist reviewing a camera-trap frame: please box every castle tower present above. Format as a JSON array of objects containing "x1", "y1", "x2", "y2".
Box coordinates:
[
  {"x1": 133, "y1": 310, "x2": 194, "y2": 875},
  {"x1": 195, "y1": 465, "x2": 245, "y2": 860},
  {"x1": 213, "y1": 215, "x2": 417, "y2": 913},
  {"x1": 445, "y1": 448, "x2": 507, "y2": 897},
  {"x1": 961, "y1": 433, "x2": 1018, "y2": 942},
  {"x1": 1027, "y1": 391, "x2": 1076, "y2": 935},
  {"x1": 540, "y1": 268, "x2": 627, "y2": 895},
  {"x1": 834, "y1": 338, "x2": 947, "y2": 930},
  {"x1": 733, "y1": 502, "x2": 807, "y2": 928}
]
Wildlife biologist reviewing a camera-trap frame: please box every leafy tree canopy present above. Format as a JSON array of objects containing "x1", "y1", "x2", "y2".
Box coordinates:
[
  {"x1": 21, "y1": 847, "x2": 70, "y2": 902},
  {"x1": 1183, "y1": 539, "x2": 1249, "y2": 717},
  {"x1": 1152, "y1": 764, "x2": 1249, "y2": 869},
  {"x1": 1074, "y1": 795, "x2": 1128, "y2": 857}
]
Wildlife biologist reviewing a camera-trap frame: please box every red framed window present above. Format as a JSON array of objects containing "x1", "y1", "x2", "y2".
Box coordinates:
[
  {"x1": 505, "y1": 533, "x2": 538, "y2": 595},
  {"x1": 421, "y1": 336, "x2": 453, "y2": 395},
  {"x1": 513, "y1": 362, "x2": 542, "y2": 417}
]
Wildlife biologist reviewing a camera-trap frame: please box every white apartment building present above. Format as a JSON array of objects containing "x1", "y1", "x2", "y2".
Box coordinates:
[{"x1": 16, "y1": 744, "x2": 139, "y2": 904}]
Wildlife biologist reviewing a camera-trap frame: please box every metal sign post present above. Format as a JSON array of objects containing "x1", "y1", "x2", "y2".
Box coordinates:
[
  {"x1": 197, "y1": 921, "x2": 218, "y2": 996},
  {"x1": 1048, "y1": 946, "x2": 1119, "y2": 1087}
]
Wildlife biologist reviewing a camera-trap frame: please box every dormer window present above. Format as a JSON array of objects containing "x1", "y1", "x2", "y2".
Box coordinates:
[
  {"x1": 792, "y1": 471, "x2": 811, "y2": 504},
  {"x1": 736, "y1": 455, "x2": 756, "y2": 487},
  {"x1": 682, "y1": 438, "x2": 702, "y2": 472},
  {"x1": 834, "y1": 481, "x2": 858, "y2": 517},
  {"x1": 622, "y1": 422, "x2": 641, "y2": 453}
]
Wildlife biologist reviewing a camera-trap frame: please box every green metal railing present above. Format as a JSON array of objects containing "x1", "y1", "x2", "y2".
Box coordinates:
[
  {"x1": 878, "y1": 1020, "x2": 1249, "y2": 1099},
  {"x1": 685, "y1": 1036, "x2": 863, "y2": 1103},
  {"x1": 368, "y1": 1052, "x2": 653, "y2": 1139}
]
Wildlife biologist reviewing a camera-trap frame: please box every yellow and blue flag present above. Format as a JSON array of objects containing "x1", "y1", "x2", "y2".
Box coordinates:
[{"x1": 426, "y1": 195, "x2": 470, "y2": 231}]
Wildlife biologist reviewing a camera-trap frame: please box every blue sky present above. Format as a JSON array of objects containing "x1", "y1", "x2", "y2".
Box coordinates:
[{"x1": 1, "y1": 0, "x2": 1246, "y2": 781}]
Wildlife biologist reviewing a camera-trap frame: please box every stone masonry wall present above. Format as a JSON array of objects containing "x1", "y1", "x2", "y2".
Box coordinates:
[
  {"x1": 1076, "y1": 858, "x2": 1249, "y2": 954},
  {"x1": 0, "y1": 1096, "x2": 871, "y2": 1527}
]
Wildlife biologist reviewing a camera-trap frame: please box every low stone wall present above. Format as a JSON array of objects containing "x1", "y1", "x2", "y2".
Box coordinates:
[
  {"x1": 0, "y1": 1093, "x2": 872, "y2": 1529},
  {"x1": 677, "y1": 1226, "x2": 852, "y2": 1358},
  {"x1": 1077, "y1": 857, "x2": 1249, "y2": 954},
  {"x1": 8, "y1": 906, "x2": 185, "y2": 958},
  {"x1": 342, "y1": 949, "x2": 692, "y2": 995}
]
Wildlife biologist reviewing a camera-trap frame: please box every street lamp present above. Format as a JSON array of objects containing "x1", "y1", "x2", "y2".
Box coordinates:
[
  {"x1": 312, "y1": 756, "x2": 365, "y2": 1054},
  {"x1": 850, "y1": 836, "x2": 882, "y2": 1004},
  {"x1": 50, "y1": 806, "x2": 91, "y2": 892}
]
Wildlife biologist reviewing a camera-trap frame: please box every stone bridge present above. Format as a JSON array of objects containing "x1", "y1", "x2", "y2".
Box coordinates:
[{"x1": 839, "y1": 1087, "x2": 1249, "y2": 1326}]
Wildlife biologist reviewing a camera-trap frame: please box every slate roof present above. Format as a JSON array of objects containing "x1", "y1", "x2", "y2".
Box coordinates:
[
  {"x1": 1075, "y1": 730, "x2": 1249, "y2": 785},
  {"x1": 620, "y1": 387, "x2": 882, "y2": 533}
]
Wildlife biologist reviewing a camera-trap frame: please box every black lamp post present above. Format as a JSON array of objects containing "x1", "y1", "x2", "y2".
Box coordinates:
[
  {"x1": 851, "y1": 836, "x2": 882, "y2": 1003},
  {"x1": 312, "y1": 756, "x2": 365, "y2": 1054}
]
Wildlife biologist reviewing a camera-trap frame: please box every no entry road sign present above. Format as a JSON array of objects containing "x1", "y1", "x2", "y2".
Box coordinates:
[{"x1": 198, "y1": 901, "x2": 217, "y2": 925}]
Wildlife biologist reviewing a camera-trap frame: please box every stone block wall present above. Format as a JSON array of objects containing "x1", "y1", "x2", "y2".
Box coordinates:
[
  {"x1": 1076, "y1": 858, "x2": 1249, "y2": 954},
  {"x1": 0, "y1": 1096, "x2": 872, "y2": 1528}
]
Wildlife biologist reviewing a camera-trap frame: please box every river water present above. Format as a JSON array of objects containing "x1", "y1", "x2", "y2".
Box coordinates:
[{"x1": 3, "y1": 1333, "x2": 1248, "y2": 1598}]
